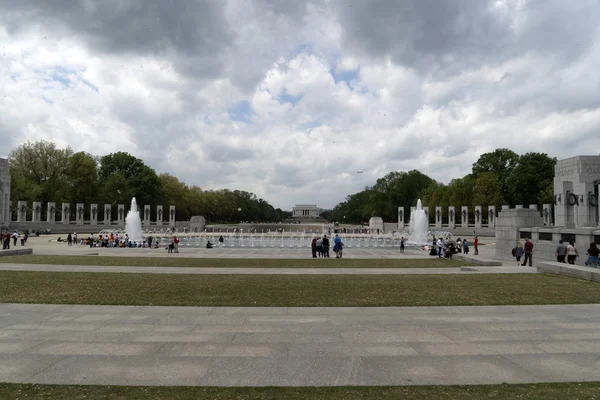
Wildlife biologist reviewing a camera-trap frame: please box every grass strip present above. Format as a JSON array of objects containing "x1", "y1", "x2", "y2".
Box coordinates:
[
  {"x1": 1, "y1": 382, "x2": 599, "y2": 400},
  {"x1": 0, "y1": 271, "x2": 598, "y2": 307},
  {"x1": 0, "y1": 255, "x2": 469, "y2": 268}
]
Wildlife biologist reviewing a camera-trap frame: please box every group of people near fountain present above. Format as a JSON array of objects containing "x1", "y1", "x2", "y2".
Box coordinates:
[
  {"x1": 69, "y1": 232, "x2": 161, "y2": 249},
  {"x1": 311, "y1": 234, "x2": 344, "y2": 258},
  {"x1": 428, "y1": 236, "x2": 472, "y2": 259},
  {"x1": 2, "y1": 230, "x2": 28, "y2": 249}
]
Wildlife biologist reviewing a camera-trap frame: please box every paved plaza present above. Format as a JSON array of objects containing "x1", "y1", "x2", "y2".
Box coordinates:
[
  {"x1": 1, "y1": 303, "x2": 599, "y2": 386},
  {"x1": 0, "y1": 235, "x2": 598, "y2": 387}
]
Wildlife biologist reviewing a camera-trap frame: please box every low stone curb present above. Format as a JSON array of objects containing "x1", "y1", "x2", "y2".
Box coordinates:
[
  {"x1": 537, "y1": 261, "x2": 600, "y2": 282},
  {"x1": 0, "y1": 248, "x2": 33, "y2": 257}
]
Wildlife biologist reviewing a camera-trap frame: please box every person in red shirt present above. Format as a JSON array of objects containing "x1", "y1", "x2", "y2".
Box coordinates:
[
  {"x1": 522, "y1": 238, "x2": 534, "y2": 266},
  {"x1": 473, "y1": 236, "x2": 479, "y2": 255}
]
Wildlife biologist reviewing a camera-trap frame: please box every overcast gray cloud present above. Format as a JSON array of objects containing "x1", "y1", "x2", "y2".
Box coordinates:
[{"x1": 1, "y1": 0, "x2": 599, "y2": 209}]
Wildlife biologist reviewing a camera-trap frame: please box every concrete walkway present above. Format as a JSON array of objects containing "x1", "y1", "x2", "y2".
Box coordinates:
[
  {"x1": 1, "y1": 303, "x2": 599, "y2": 386},
  {"x1": 0, "y1": 263, "x2": 536, "y2": 275}
]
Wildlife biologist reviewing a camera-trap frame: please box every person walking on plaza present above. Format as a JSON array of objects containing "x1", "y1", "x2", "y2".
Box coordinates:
[
  {"x1": 462, "y1": 238, "x2": 469, "y2": 255},
  {"x1": 513, "y1": 240, "x2": 524, "y2": 265},
  {"x1": 67, "y1": 233, "x2": 72, "y2": 246},
  {"x1": 555, "y1": 240, "x2": 567, "y2": 263},
  {"x1": 584, "y1": 242, "x2": 600, "y2": 268},
  {"x1": 437, "y1": 237, "x2": 443, "y2": 258},
  {"x1": 566, "y1": 241, "x2": 578, "y2": 265},
  {"x1": 400, "y1": 237, "x2": 405, "y2": 254},
  {"x1": 522, "y1": 238, "x2": 534, "y2": 267},
  {"x1": 218, "y1": 235, "x2": 224, "y2": 248},
  {"x1": 173, "y1": 236, "x2": 180, "y2": 253},
  {"x1": 333, "y1": 234, "x2": 343, "y2": 258},
  {"x1": 473, "y1": 236, "x2": 479, "y2": 255}
]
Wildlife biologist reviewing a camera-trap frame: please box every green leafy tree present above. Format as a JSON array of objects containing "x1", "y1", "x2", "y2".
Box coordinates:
[
  {"x1": 506, "y1": 152, "x2": 557, "y2": 206},
  {"x1": 473, "y1": 172, "x2": 504, "y2": 207},
  {"x1": 98, "y1": 152, "x2": 161, "y2": 207},
  {"x1": 472, "y1": 149, "x2": 519, "y2": 204},
  {"x1": 65, "y1": 151, "x2": 99, "y2": 207},
  {"x1": 9, "y1": 141, "x2": 73, "y2": 205}
]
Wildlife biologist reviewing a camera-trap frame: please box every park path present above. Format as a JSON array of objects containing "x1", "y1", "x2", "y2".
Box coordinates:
[
  {"x1": 0, "y1": 303, "x2": 599, "y2": 386},
  {"x1": 0, "y1": 263, "x2": 534, "y2": 275}
]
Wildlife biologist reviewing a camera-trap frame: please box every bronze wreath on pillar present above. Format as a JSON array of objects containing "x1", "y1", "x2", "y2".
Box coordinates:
[
  {"x1": 567, "y1": 193, "x2": 578, "y2": 206},
  {"x1": 589, "y1": 193, "x2": 598, "y2": 207}
]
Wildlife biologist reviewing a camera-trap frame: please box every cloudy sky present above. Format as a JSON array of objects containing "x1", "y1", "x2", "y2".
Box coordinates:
[{"x1": 1, "y1": 0, "x2": 599, "y2": 209}]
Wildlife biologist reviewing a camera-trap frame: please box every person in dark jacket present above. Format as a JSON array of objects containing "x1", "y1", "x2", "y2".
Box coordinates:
[
  {"x1": 322, "y1": 235, "x2": 330, "y2": 258},
  {"x1": 311, "y1": 238, "x2": 317, "y2": 258}
]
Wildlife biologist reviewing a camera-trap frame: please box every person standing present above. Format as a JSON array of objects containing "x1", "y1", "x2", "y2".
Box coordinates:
[
  {"x1": 555, "y1": 240, "x2": 567, "y2": 263},
  {"x1": 322, "y1": 235, "x2": 330, "y2": 258},
  {"x1": 218, "y1": 235, "x2": 224, "y2": 248},
  {"x1": 437, "y1": 237, "x2": 443, "y2": 258},
  {"x1": 400, "y1": 237, "x2": 405, "y2": 254},
  {"x1": 67, "y1": 233, "x2": 72, "y2": 246},
  {"x1": 522, "y1": 238, "x2": 534, "y2": 267},
  {"x1": 462, "y1": 239, "x2": 469, "y2": 255},
  {"x1": 311, "y1": 238, "x2": 317, "y2": 258},
  {"x1": 316, "y1": 237, "x2": 323, "y2": 257},
  {"x1": 473, "y1": 236, "x2": 479, "y2": 255},
  {"x1": 173, "y1": 236, "x2": 180, "y2": 253},
  {"x1": 566, "y1": 241, "x2": 578, "y2": 265}
]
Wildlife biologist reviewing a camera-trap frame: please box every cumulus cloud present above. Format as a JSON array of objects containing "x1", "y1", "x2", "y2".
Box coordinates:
[{"x1": 1, "y1": 0, "x2": 599, "y2": 209}]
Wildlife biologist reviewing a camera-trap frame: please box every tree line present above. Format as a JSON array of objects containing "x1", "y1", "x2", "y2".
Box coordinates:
[
  {"x1": 325, "y1": 149, "x2": 556, "y2": 224},
  {"x1": 8, "y1": 141, "x2": 286, "y2": 223}
]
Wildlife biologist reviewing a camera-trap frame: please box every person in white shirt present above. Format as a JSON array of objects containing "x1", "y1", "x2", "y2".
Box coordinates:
[{"x1": 566, "y1": 241, "x2": 578, "y2": 265}]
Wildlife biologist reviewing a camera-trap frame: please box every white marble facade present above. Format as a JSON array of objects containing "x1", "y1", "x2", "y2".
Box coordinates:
[{"x1": 293, "y1": 204, "x2": 320, "y2": 218}]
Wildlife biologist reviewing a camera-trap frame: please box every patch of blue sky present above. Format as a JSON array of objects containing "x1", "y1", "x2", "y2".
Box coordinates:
[
  {"x1": 277, "y1": 89, "x2": 303, "y2": 106},
  {"x1": 82, "y1": 79, "x2": 99, "y2": 93},
  {"x1": 228, "y1": 100, "x2": 254, "y2": 123},
  {"x1": 330, "y1": 68, "x2": 359, "y2": 86},
  {"x1": 299, "y1": 120, "x2": 322, "y2": 130}
]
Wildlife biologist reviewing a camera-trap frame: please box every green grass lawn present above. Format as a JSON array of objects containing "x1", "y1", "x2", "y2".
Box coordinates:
[
  {"x1": 1, "y1": 382, "x2": 599, "y2": 400},
  {"x1": 0, "y1": 255, "x2": 469, "y2": 268},
  {"x1": 0, "y1": 271, "x2": 598, "y2": 307}
]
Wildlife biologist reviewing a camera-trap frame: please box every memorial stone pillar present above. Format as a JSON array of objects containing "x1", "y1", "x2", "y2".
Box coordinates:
[
  {"x1": 104, "y1": 204, "x2": 111, "y2": 225},
  {"x1": 488, "y1": 206, "x2": 496, "y2": 228},
  {"x1": 397, "y1": 206, "x2": 405, "y2": 231},
  {"x1": 461, "y1": 206, "x2": 469, "y2": 228},
  {"x1": 169, "y1": 205, "x2": 176, "y2": 226},
  {"x1": 90, "y1": 204, "x2": 98, "y2": 225},
  {"x1": 117, "y1": 204, "x2": 125, "y2": 225},
  {"x1": 435, "y1": 206, "x2": 442, "y2": 229},
  {"x1": 474, "y1": 206, "x2": 482, "y2": 229},
  {"x1": 76, "y1": 203, "x2": 85, "y2": 225},
  {"x1": 144, "y1": 205, "x2": 151, "y2": 226},
  {"x1": 17, "y1": 201, "x2": 27, "y2": 222},
  {"x1": 156, "y1": 205, "x2": 163, "y2": 227},
  {"x1": 448, "y1": 206, "x2": 456, "y2": 229},
  {"x1": 542, "y1": 204, "x2": 552, "y2": 226},
  {"x1": 32, "y1": 201, "x2": 42, "y2": 223},
  {"x1": 47, "y1": 202, "x2": 56, "y2": 224},
  {"x1": 61, "y1": 203, "x2": 70, "y2": 224}
]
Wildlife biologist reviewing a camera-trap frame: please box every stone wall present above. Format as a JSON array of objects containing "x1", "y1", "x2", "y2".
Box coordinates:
[
  {"x1": 0, "y1": 158, "x2": 10, "y2": 228},
  {"x1": 495, "y1": 208, "x2": 545, "y2": 261}
]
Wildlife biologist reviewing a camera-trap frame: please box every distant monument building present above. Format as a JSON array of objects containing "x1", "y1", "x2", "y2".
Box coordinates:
[
  {"x1": 0, "y1": 158, "x2": 11, "y2": 228},
  {"x1": 292, "y1": 204, "x2": 320, "y2": 218}
]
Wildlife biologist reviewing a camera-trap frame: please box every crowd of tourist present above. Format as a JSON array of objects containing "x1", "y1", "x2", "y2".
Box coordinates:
[{"x1": 2, "y1": 230, "x2": 28, "y2": 249}]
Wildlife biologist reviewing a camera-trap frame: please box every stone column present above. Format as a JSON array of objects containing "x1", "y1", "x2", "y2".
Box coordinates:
[
  {"x1": 542, "y1": 204, "x2": 552, "y2": 226},
  {"x1": 32, "y1": 202, "x2": 42, "y2": 223},
  {"x1": 104, "y1": 204, "x2": 111, "y2": 225},
  {"x1": 117, "y1": 204, "x2": 125, "y2": 224},
  {"x1": 448, "y1": 206, "x2": 456, "y2": 229},
  {"x1": 17, "y1": 201, "x2": 27, "y2": 222},
  {"x1": 47, "y1": 202, "x2": 56, "y2": 223},
  {"x1": 461, "y1": 206, "x2": 469, "y2": 228},
  {"x1": 435, "y1": 206, "x2": 442, "y2": 229},
  {"x1": 397, "y1": 207, "x2": 405, "y2": 231},
  {"x1": 143, "y1": 205, "x2": 151, "y2": 226},
  {"x1": 488, "y1": 206, "x2": 496, "y2": 228},
  {"x1": 474, "y1": 206, "x2": 482, "y2": 229},
  {"x1": 156, "y1": 205, "x2": 163, "y2": 226},
  {"x1": 90, "y1": 204, "x2": 98, "y2": 225},
  {"x1": 76, "y1": 203, "x2": 85, "y2": 225},
  {"x1": 61, "y1": 203, "x2": 70, "y2": 224},
  {"x1": 169, "y1": 205, "x2": 176, "y2": 226}
]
